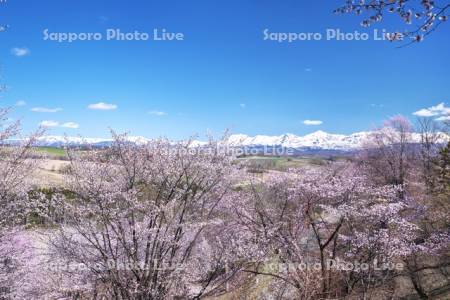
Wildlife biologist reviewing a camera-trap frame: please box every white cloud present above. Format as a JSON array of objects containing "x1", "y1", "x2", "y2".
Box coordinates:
[
  {"x1": 88, "y1": 102, "x2": 117, "y2": 110},
  {"x1": 15, "y1": 100, "x2": 26, "y2": 106},
  {"x1": 413, "y1": 103, "x2": 450, "y2": 121},
  {"x1": 435, "y1": 115, "x2": 450, "y2": 122},
  {"x1": 11, "y1": 47, "x2": 30, "y2": 57},
  {"x1": 240, "y1": 103, "x2": 246, "y2": 108},
  {"x1": 305, "y1": 68, "x2": 312, "y2": 72},
  {"x1": 413, "y1": 108, "x2": 438, "y2": 117},
  {"x1": 39, "y1": 120, "x2": 59, "y2": 127},
  {"x1": 148, "y1": 110, "x2": 167, "y2": 116},
  {"x1": 61, "y1": 122, "x2": 79, "y2": 129},
  {"x1": 303, "y1": 120, "x2": 323, "y2": 126},
  {"x1": 31, "y1": 107, "x2": 62, "y2": 113}
]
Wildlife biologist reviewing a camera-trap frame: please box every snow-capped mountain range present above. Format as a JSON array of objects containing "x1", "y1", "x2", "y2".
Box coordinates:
[
  {"x1": 224, "y1": 131, "x2": 372, "y2": 150},
  {"x1": 20, "y1": 130, "x2": 448, "y2": 151}
]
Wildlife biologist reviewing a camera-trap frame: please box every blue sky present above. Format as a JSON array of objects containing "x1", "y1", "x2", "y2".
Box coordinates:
[{"x1": 0, "y1": 0, "x2": 449, "y2": 139}]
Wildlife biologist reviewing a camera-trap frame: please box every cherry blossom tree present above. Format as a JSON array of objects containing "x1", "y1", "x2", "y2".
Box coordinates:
[
  {"x1": 405, "y1": 137, "x2": 450, "y2": 298},
  {"x1": 0, "y1": 0, "x2": 8, "y2": 35},
  {"x1": 0, "y1": 109, "x2": 43, "y2": 299},
  {"x1": 0, "y1": 5, "x2": 49, "y2": 296},
  {"x1": 0, "y1": 116, "x2": 446, "y2": 299},
  {"x1": 335, "y1": 0, "x2": 449, "y2": 44},
  {"x1": 360, "y1": 115, "x2": 415, "y2": 187},
  {"x1": 45, "y1": 133, "x2": 247, "y2": 299},
  {"x1": 234, "y1": 165, "x2": 421, "y2": 299},
  {"x1": 357, "y1": 116, "x2": 450, "y2": 298},
  {"x1": 415, "y1": 117, "x2": 444, "y2": 192}
]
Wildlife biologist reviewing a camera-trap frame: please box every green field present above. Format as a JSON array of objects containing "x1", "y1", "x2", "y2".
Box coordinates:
[
  {"x1": 34, "y1": 147, "x2": 67, "y2": 157},
  {"x1": 237, "y1": 155, "x2": 331, "y2": 172}
]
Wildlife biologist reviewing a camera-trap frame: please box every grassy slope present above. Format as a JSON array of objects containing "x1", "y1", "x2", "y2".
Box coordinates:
[
  {"x1": 34, "y1": 147, "x2": 67, "y2": 157},
  {"x1": 237, "y1": 155, "x2": 338, "y2": 172}
]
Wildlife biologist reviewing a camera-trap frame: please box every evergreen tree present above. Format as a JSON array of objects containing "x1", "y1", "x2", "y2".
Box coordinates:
[{"x1": 436, "y1": 142, "x2": 450, "y2": 196}]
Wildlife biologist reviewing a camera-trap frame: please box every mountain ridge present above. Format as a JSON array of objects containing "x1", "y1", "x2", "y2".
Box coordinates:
[{"x1": 11, "y1": 130, "x2": 448, "y2": 151}]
